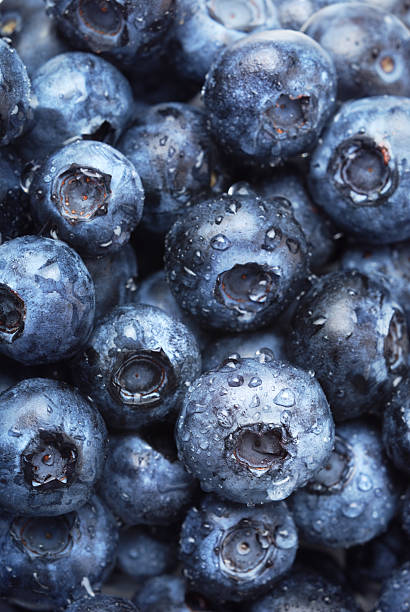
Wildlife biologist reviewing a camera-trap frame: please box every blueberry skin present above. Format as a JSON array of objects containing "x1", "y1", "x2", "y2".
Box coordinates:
[
  {"x1": 0, "y1": 378, "x2": 107, "y2": 517},
  {"x1": 0, "y1": 236, "x2": 95, "y2": 365},
  {"x1": 276, "y1": 0, "x2": 357, "y2": 30},
  {"x1": 45, "y1": 0, "x2": 176, "y2": 68},
  {"x1": 341, "y1": 242, "x2": 410, "y2": 329},
  {"x1": 133, "y1": 574, "x2": 192, "y2": 612},
  {"x1": 180, "y1": 495, "x2": 297, "y2": 603},
  {"x1": 376, "y1": 561, "x2": 410, "y2": 612},
  {"x1": 64, "y1": 595, "x2": 138, "y2": 612},
  {"x1": 165, "y1": 188, "x2": 309, "y2": 332},
  {"x1": 30, "y1": 140, "x2": 144, "y2": 257},
  {"x1": 71, "y1": 304, "x2": 201, "y2": 430},
  {"x1": 118, "y1": 103, "x2": 213, "y2": 236},
  {"x1": 255, "y1": 169, "x2": 335, "y2": 270},
  {"x1": 202, "y1": 328, "x2": 286, "y2": 372},
  {"x1": 249, "y1": 569, "x2": 359, "y2": 612},
  {"x1": 133, "y1": 270, "x2": 207, "y2": 349},
  {"x1": 309, "y1": 96, "x2": 410, "y2": 244},
  {"x1": 174, "y1": 0, "x2": 280, "y2": 83},
  {"x1": 287, "y1": 271, "x2": 408, "y2": 421},
  {"x1": 346, "y1": 522, "x2": 407, "y2": 595},
  {"x1": 0, "y1": 39, "x2": 31, "y2": 146},
  {"x1": 19, "y1": 52, "x2": 134, "y2": 161},
  {"x1": 176, "y1": 357, "x2": 334, "y2": 504},
  {"x1": 0, "y1": 0, "x2": 68, "y2": 76},
  {"x1": 0, "y1": 148, "x2": 31, "y2": 243},
  {"x1": 203, "y1": 30, "x2": 337, "y2": 168},
  {"x1": 289, "y1": 420, "x2": 400, "y2": 548},
  {"x1": 117, "y1": 526, "x2": 177, "y2": 580},
  {"x1": 99, "y1": 433, "x2": 195, "y2": 526},
  {"x1": 383, "y1": 377, "x2": 410, "y2": 475},
  {"x1": 302, "y1": 4, "x2": 410, "y2": 101},
  {"x1": 368, "y1": 0, "x2": 410, "y2": 29},
  {"x1": 84, "y1": 244, "x2": 138, "y2": 321},
  {"x1": 0, "y1": 495, "x2": 118, "y2": 611}
]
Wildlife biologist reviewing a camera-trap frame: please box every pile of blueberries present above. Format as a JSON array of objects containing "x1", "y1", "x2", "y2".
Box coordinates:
[{"x1": 2, "y1": 0, "x2": 410, "y2": 610}]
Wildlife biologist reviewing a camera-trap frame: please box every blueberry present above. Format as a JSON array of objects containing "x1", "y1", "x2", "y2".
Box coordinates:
[
  {"x1": 375, "y1": 561, "x2": 410, "y2": 612},
  {"x1": 302, "y1": 3, "x2": 410, "y2": 100},
  {"x1": 0, "y1": 39, "x2": 31, "y2": 146},
  {"x1": 0, "y1": 495, "x2": 118, "y2": 610},
  {"x1": 0, "y1": 235, "x2": 95, "y2": 365},
  {"x1": 118, "y1": 102, "x2": 213, "y2": 236},
  {"x1": 249, "y1": 568, "x2": 359, "y2": 612},
  {"x1": 289, "y1": 419, "x2": 400, "y2": 548},
  {"x1": 287, "y1": 270, "x2": 408, "y2": 421},
  {"x1": 84, "y1": 244, "x2": 138, "y2": 321},
  {"x1": 383, "y1": 376, "x2": 410, "y2": 475},
  {"x1": 176, "y1": 357, "x2": 334, "y2": 504},
  {"x1": 341, "y1": 242, "x2": 410, "y2": 328},
  {"x1": 165, "y1": 186, "x2": 309, "y2": 332},
  {"x1": 133, "y1": 574, "x2": 210, "y2": 612},
  {"x1": 18, "y1": 51, "x2": 134, "y2": 161},
  {"x1": 203, "y1": 29, "x2": 336, "y2": 168},
  {"x1": 179, "y1": 494, "x2": 297, "y2": 602},
  {"x1": 174, "y1": 0, "x2": 280, "y2": 83},
  {"x1": 201, "y1": 328, "x2": 286, "y2": 372},
  {"x1": 255, "y1": 168, "x2": 336, "y2": 270},
  {"x1": 0, "y1": 0, "x2": 68, "y2": 76},
  {"x1": 45, "y1": 0, "x2": 176, "y2": 69},
  {"x1": 99, "y1": 430, "x2": 195, "y2": 526},
  {"x1": 117, "y1": 526, "x2": 177, "y2": 580},
  {"x1": 71, "y1": 304, "x2": 201, "y2": 430},
  {"x1": 309, "y1": 96, "x2": 410, "y2": 244},
  {"x1": 64, "y1": 595, "x2": 138, "y2": 612},
  {"x1": 30, "y1": 139, "x2": 144, "y2": 257},
  {"x1": 0, "y1": 377, "x2": 107, "y2": 517}
]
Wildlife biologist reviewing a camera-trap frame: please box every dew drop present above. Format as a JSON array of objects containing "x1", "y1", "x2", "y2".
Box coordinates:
[
  {"x1": 273, "y1": 388, "x2": 295, "y2": 407},
  {"x1": 210, "y1": 234, "x2": 231, "y2": 251}
]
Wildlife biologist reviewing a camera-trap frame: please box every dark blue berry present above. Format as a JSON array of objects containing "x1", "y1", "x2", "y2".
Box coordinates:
[
  {"x1": 0, "y1": 377, "x2": 107, "y2": 517},
  {"x1": 179, "y1": 494, "x2": 298, "y2": 602},
  {"x1": 99, "y1": 431, "x2": 195, "y2": 526},
  {"x1": 289, "y1": 419, "x2": 400, "y2": 548},
  {"x1": 71, "y1": 304, "x2": 201, "y2": 430},
  {"x1": 0, "y1": 236, "x2": 95, "y2": 365},
  {"x1": 30, "y1": 139, "x2": 144, "y2": 257},
  {"x1": 176, "y1": 357, "x2": 334, "y2": 503},
  {"x1": 165, "y1": 187, "x2": 309, "y2": 332},
  {"x1": 309, "y1": 96, "x2": 410, "y2": 243},
  {"x1": 288, "y1": 270, "x2": 408, "y2": 421},
  {"x1": 203, "y1": 29, "x2": 336, "y2": 168}
]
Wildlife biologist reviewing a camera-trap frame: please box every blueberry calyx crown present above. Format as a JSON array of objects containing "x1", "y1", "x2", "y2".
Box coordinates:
[
  {"x1": 10, "y1": 514, "x2": 76, "y2": 560},
  {"x1": 109, "y1": 348, "x2": 176, "y2": 407},
  {"x1": 384, "y1": 309, "x2": 408, "y2": 371},
  {"x1": 218, "y1": 518, "x2": 273, "y2": 580},
  {"x1": 307, "y1": 435, "x2": 354, "y2": 495},
  {"x1": 215, "y1": 263, "x2": 275, "y2": 316},
  {"x1": 22, "y1": 431, "x2": 78, "y2": 490},
  {"x1": 52, "y1": 164, "x2": 111, "y2": 224},
  {"x1": 330, "y1": 135, "x2": 396, "y2": 205},
  {"x1": 226, "y1": 423, "x2": 291, "y2": 475},
  {"x1": 78, "y1": 0, "x2": 124, "y2": 37},
  {"x1": 262, "y1": 94, "x2": 312, "y2": 139},
  {"x1": 206, "y1": 0, "x2": 275, "y2": 32},
  {"x1": 0, "y1": 283, "x2": 25, "y2": 344}
]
